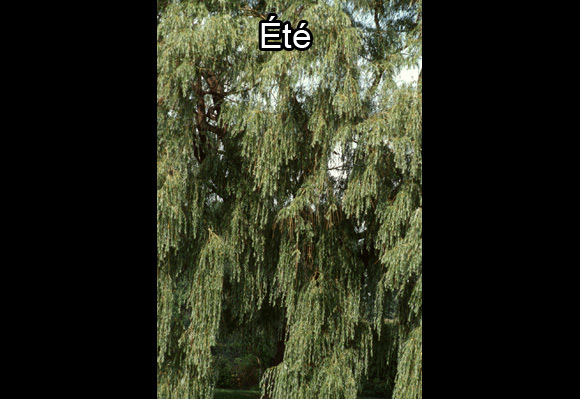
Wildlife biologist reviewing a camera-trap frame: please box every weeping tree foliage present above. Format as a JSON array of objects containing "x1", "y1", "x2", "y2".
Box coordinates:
[{"x1": 157, "y1": 1, "x2": 421, "y2": 398}]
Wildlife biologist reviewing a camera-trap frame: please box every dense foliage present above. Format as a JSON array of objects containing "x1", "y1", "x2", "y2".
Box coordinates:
[{"x1": 157, "y1": 1, "x2": 422, "y2": 398}]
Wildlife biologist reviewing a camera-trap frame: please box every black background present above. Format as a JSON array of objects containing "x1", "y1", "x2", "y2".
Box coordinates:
[{"x1": 43, "y1": 2, "x2": 158, "y2": 396}]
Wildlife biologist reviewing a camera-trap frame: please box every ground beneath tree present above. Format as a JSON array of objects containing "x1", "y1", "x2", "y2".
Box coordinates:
[{"x1": 214, "y1": 390, "x2": 261, "y2": 399}]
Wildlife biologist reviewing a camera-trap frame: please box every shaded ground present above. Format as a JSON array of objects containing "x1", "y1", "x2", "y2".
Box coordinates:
[{"x1": 214, "y1": 390, "x2": 261, "y2": 399}]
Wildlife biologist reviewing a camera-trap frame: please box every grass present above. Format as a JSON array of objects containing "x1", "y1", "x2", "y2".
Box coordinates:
[{"x1": 214, "y1": 389, "x2": 382, "y2": 399}]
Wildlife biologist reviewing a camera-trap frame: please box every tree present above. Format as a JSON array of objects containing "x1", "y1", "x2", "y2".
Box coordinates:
[{"x1": 157, "y1": 1, "x2": 422, "y2": 398}]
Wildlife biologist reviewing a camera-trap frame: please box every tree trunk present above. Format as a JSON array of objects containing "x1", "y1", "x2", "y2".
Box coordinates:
[
  {"x1": 262, "y1": 324, "x2": 286, "y2": 399},
  {"x1": 272, "y1": 332, "x2": 285, "y2": 367}
]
